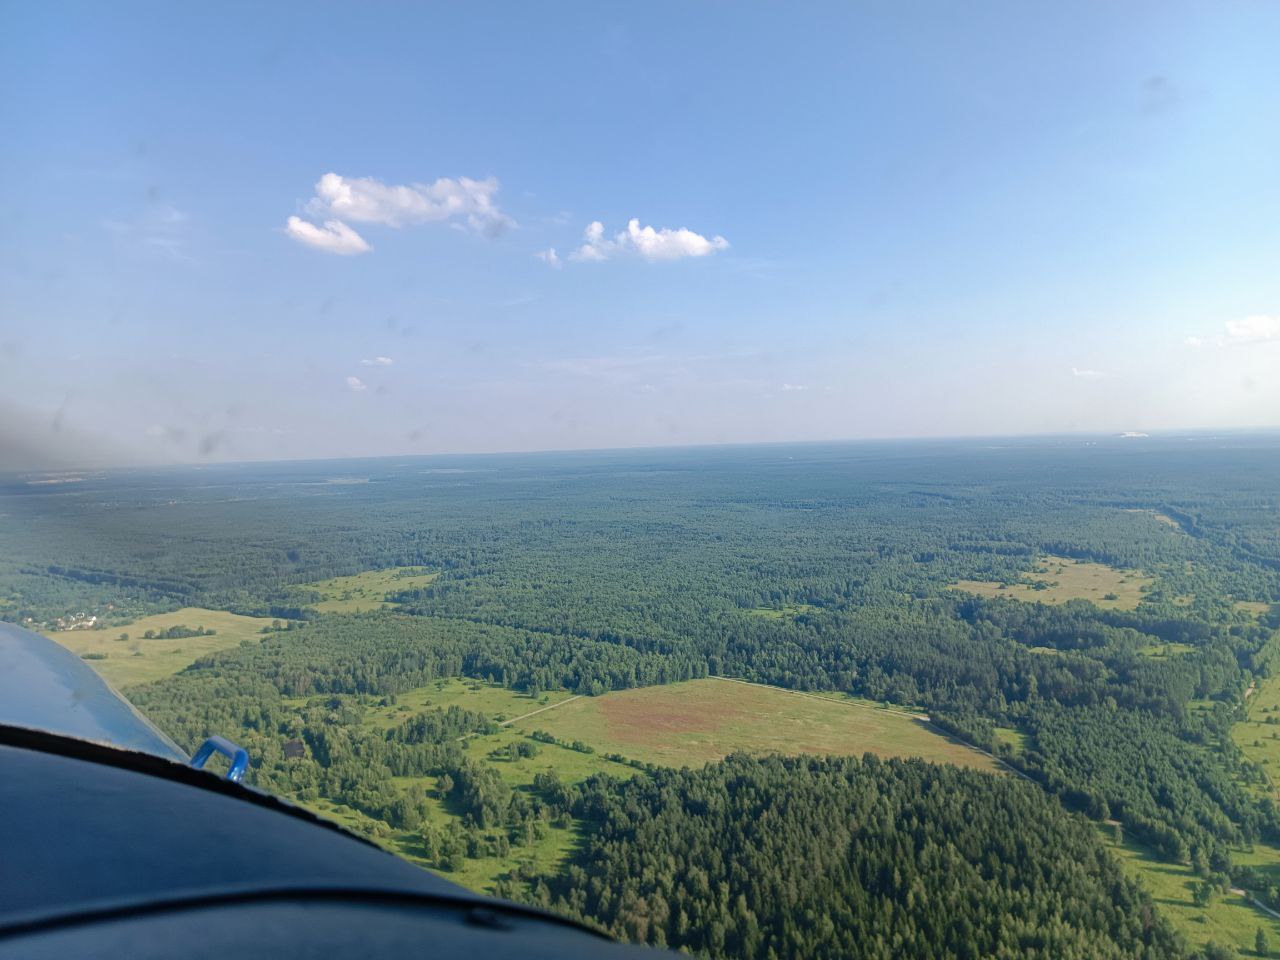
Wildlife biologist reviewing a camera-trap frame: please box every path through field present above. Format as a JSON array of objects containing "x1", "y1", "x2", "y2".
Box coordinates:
[{"x1": 500, "y1": 695, "x2": 583, "y2": 727}]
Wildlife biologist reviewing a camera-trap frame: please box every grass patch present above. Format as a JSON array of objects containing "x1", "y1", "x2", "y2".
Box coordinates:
[
  {"x1": 1236, "y1": 600, "x2": 1273, "y2": 619},
  {"x1": 1232, "y1": 673, "x2": 1280, "y2": 800},
  {"x1": 746, "y1": 602, "x2": 818, "y2": 620},
  {"x1": 1122, "y1": 508, "x2": 1186, "y2": 532},
  {"x1": 281, "y1": 679, "x2": 641, "y2": 894},
  {"x1": 1099, "y1": 824, "x2": 1280, "y2": 955},
  {"x1": 44, "y1": 607, "x2": 271, "y2": 688},
  {"x1": 993, "y1": 726, "x2": 1029, "y2": 756},
  {"x1": 339, "y1": 680, "x2": 637, "y2": 893},
  {"x1": 511, "y1": 677, "x2": 999, "y2": 771},
  {"x1": 1136, "y1": 641, "x2": 1196, "y2": 658},
  {"x1": 360, "y1": 677, "x2": 577, "y2": 731},
  {"x1": 303, "y1": 566, "x2": 438, "y2": 614},
  {"x1": 949, "y1": 555, "x2": 1153, "y2": 610},
  {"x1": 424, "y1": 732, "x2": 638, "y2": 891}
]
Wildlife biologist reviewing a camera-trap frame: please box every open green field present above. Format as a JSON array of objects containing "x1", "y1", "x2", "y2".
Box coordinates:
[
  {"x1": 1100, "y1": 825, "x2": 1280, "y2": 956},
  {"x1": 950, "y1": 555, "x2": 1153, "y2": 610},
  {"x1": 358, "y1": 676, "x2": 578, "y2": 731},
  {"x1": 302, "y1": 566, "x2": 438, "y2": 614},
  {"x1": 1233, "y1": 673, "x2": 1280, "y2": 799},
  {"x1": 511, "y1": 677, "x2": 999, "y2": 771},
  {"x1": 45, "y1": 607, "x2": 271, "y2": 688}
]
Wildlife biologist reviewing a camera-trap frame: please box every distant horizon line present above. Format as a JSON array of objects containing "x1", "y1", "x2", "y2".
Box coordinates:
[{"x1": 7, "y1": 425, "x2": 1280, "y2": 475}]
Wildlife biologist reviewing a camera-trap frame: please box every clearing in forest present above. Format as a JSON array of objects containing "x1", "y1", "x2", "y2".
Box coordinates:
[
  {"x1": 1099, "y1": 824, "x2": 1280, "y2": 956},
  {"x1": 1122, "y1": 508, "x2": 1186, "y2": 531},
  {"x1": 45, "y1": 607, "x2": 272, "y2": 688},
  {"x1": 1232, "y1": 672, "x2": 1280, "y2": 798},
  {"x1": 949, "y1": 555, "x2": 1153, "y2": 610},
  {"x1": 323, "y1": 676, "x2": 995, "y2": 894},
  {"x1": 510, "y1": 677, "x2": 999, "y2": 771},
  {"x1": 359, "y1": 677, "x2": 578, "y2": 732},
  {"x1": 746, "y1": 602, "x2": 818, "y2": 620},
  {"x1": 1236, "y1": 600, "x2": 1273, "y2": 619},
  {"x1": 301, "y1": 677, "x2": 641, "y2": 894},
  {"x1": 302, "y1": 566, "x2": 438, "y2": 614}
]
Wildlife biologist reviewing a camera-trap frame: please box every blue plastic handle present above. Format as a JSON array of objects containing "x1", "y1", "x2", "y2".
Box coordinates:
[{"x1": 189, "y1": 735, "x2": 250, "y2": 783}]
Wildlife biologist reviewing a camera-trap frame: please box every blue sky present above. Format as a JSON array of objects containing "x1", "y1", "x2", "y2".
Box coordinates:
[{"x1": 2, "y1": 1, "x2": 1279, "y2": 466}]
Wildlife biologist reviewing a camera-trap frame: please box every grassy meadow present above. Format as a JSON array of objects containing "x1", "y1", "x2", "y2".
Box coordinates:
[
  {"x1": 510, "y1": 677, "x2": 998, "y2": 771},
  {"x1": 950, "y1": 555, "x2": 1153, "y2": 610},
  {"x1": 1233, "y1": 672, "x2": 1280, "y2": 801},
  {"x1": 46, "y1": 606, "x2": 271, "y2": 688},
  {"x1": 1099, "y1": 825, "x2": 1280, "y2": 956},
  {"x1": 302, "y1": 566, "x2": 438, "y2": 614},
  {"x1": 358, "y1": 676, "x2": 577, "y2": 731}
]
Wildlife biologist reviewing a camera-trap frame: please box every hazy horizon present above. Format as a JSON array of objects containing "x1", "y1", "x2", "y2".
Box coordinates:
[{"x1": 7, "y1": 421, "x2": 1280, "y2": 475}]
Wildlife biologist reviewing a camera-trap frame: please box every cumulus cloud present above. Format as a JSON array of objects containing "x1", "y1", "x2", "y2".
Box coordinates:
[
  {"x1": 535, "y1": 247, "x2": 561, "y2": 269},
  {"x1": 345, "y1": 376, "x2": 367, "y2": 392},
  {"x1": 308, "y1": 172, "x2": 514, "y2": 235},
  {"x1": 1071, "y1": 367, "x2": 1105, "y2": 379},
  {"x1": 569, "y1": 218, "x2": 729, "y2": 263},
  {"x1": 285, "y1": 216, "x2": 371, "y2": 255},
  {"x1": 1224, "y1": 315, "x2": 1280, "y2": 344},
  {"x1": 361, "y1": 356, "x2": 393, "y2": 366},
  {"x1": 1184, "y1": 336, "x2": 1203, "y2": 348},
  {"x1": 285, "y1": 172, "x2": 514, "y2": 254}
]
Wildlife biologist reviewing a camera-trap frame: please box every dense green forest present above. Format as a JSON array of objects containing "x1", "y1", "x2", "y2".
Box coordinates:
[
  {"x1": 540, "y1": 754, "x2": 1183, "y2": 959},
  {"x1": 3, "y1": 435, "x2": 1280, "y2": 958}
]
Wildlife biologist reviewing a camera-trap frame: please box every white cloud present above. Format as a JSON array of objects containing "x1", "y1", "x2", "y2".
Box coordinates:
[
  {"x1": 308, "y1": 172, "x2": 514, "y2": 236},
  {"x1": 1224, "y1": 314, "x2": 1280, "y2": 344},
  {"x1": 361, "y1": 356, "x2": 393, "y2": 366},
  {"x1": 1071, "y1": 367, "x2": 1105, "y2": 379},
  {"x1": 535, "y1": 247, "x2": 561, "y2": 269},
  {"x1": 345, "y1": 376, "x2": 367, "y2": 392},
  {"x1": 781, "y1": 383, "x2": 807, "y2": 392},
  {"x1": 285, "y1": 216, "x2": 371, "y2": 255},
  {"x1": 569, "y1": 218, "x2": 729, "y2": 263},
  {"x1": 1183, "y1": 314, "x2": 1280, "y2": 348}
]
